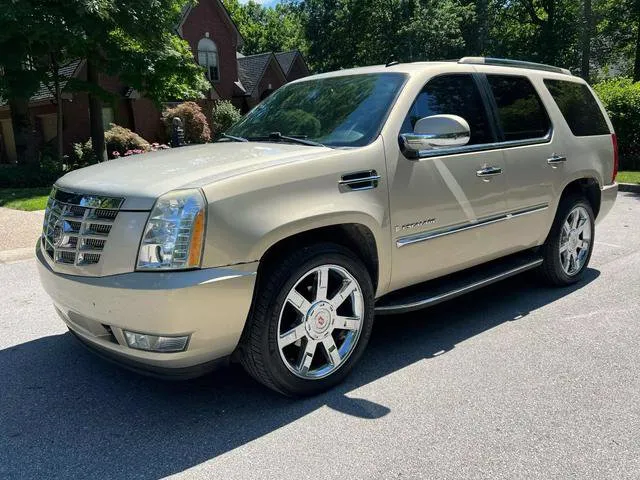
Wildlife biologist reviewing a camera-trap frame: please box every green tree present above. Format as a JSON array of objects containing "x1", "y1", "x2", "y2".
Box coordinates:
[
  {"x1": 300, "y1": 0, "x2": 473, "y2": 72},
  {"x1": 0, "y1": 0, "x2": 209, "y2": 163},
  {"x1": 223, "y1": 0, "x2": 308, "y2": 56}
]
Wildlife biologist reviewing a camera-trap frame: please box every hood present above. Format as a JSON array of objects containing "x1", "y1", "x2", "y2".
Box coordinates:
[{"x1": 56, "y1": 142, "x2": 335, "y2": 210}]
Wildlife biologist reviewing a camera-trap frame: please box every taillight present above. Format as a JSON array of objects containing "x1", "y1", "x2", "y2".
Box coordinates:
[{"x1": 612, "y1": 133, "x2": 619, "y2": 182}]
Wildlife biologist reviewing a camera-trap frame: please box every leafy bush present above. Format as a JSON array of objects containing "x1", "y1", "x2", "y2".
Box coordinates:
[
  {"x1": 0, "y1": 162, "x2": 63, "y2": 188},
  {"x1": 105, "y1": 124, "x2": 151, "y2": 159},
  {"x1": 69, "y1": 139, "x2": 98, "y2": 169},
  {"x1": 211, "y1": 100, "x2": 242, "y2": 138},
  {"x1": 162, "y1": 101, "x2": 211, "y2": 144},
  {"x1": 593, "y1": 78, "x2": 640, "y2": 170}
]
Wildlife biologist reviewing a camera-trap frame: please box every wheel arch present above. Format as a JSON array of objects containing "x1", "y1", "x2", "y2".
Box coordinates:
[
  {"x1": 257, "y1": 221, "x2": 383, "y2": 294},
  {"x1": 558, "y1": 177, "x2": 601, "y2": 218}
]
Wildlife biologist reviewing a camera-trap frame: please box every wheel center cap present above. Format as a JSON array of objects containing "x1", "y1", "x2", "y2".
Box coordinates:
[
  {"x1": 568, "y1": 230, "x2": 579, "y2": 250},
  {"x1": 306, "y1": 302, "x2": 333, "y2": 339}
]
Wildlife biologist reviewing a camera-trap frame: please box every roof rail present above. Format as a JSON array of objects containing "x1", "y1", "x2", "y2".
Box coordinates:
[{"x1": 458, "y1": 57, "x2": 572, "y2": 76}]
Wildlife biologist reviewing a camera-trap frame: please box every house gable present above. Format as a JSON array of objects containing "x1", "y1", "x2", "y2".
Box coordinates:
[{"x1": 179, "y1": 0, "x2": 242, "y2": 100}]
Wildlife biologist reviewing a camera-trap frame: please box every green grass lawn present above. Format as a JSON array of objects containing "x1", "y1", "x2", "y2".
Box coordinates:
[
  {"x1": 0, "y1": 188, "x2": 50, "y2": 211},
  {"x1": 618, "y1": 171, "x2": 640, "y2": 184}
]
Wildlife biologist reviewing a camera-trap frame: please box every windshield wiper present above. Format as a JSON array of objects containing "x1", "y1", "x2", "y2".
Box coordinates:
[
  {"x1": 220, "y1": 133, "x2": 248, "y2": 142},
  {"x1": 250, "y1": 132, "x2": 326, "y2": 148}
]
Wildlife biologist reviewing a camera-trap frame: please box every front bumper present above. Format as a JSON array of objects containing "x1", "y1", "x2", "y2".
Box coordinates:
[
  {"x1": 597, "y1": 182, "x2": 618, "y2": 224},
  {"x1": 36, "y1": 244, "x2": 258, "y2": 378}
]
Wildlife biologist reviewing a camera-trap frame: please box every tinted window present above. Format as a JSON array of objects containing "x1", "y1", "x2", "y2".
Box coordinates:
[
  {"x1": 401, "y1": 74, "x2": 493, "y2": 145},
  {"x1": 226, "y1": 73, "x2": 406, "y2": 147},
  {"x1": 544, "y1": 79, "x2": 609, "y2": 136},
  {"x1": 487, "y1": 75, "x2": 551, "y2": 141}
]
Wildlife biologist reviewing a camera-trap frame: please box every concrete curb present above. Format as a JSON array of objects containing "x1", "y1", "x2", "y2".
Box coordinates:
[
  {"x1": 0, "y1": 247, "x2": 35, "y2": 264},
  {"x1": 619, "y1": 183, "x2": 640, "y2": 193}
]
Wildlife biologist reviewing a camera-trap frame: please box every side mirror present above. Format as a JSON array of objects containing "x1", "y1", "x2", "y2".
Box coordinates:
[{"x1": 400, "y1": 114, "x2": 471, "y2": 157}]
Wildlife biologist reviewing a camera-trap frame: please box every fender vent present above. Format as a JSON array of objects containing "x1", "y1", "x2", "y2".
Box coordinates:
[{"x1": 338, "y1": 170, "x2": 381, "y2": 192}]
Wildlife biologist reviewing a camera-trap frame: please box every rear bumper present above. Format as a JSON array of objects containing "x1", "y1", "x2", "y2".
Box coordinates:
[
  {"x1": 597, "y1": 182, "x2": 618, "y2": 224},
  {"x1": 36, "y1": 243, "x2": 257, "y2": 377}
]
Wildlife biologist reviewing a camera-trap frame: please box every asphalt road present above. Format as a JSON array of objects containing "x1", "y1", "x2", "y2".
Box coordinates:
[{"x1": 1, "y1": 193, "x2": 639, "y2": 480}]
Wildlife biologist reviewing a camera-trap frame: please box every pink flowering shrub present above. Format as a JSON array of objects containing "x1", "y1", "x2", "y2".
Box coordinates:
[{"x1": 105, "y1": 124, "x2": 151, "y2": 159}]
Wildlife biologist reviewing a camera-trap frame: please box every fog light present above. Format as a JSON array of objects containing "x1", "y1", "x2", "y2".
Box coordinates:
[{"x1": 123, "y1": 331, "x2": 190, "y2": 353}]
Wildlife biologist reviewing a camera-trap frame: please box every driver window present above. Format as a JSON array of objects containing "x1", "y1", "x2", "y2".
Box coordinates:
[{"x1": 400, "y1": 74, "x2": 493, "y2": 145}]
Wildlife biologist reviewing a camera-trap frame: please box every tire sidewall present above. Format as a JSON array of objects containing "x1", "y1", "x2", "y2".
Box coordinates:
[
  {"x1": 545, "y1": 196, "x2": 595, "y2": 284},
  {"x1": 260, "y1": 245, "x2": 375, "y2": 396}
]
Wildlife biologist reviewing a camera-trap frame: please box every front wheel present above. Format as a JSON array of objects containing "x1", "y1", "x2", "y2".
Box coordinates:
[
  {"x1": 540, "y1": 194, "x2": 595, "y2": 286},
  {"x1": 239, "y1": 243, "x2": 375, "y2": 396}
]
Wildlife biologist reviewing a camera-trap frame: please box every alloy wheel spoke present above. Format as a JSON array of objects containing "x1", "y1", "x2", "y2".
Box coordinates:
[
  {"x1": 298, "y1": 339, "x2": 317, "y2": 374},
  {"x1": 287, "y1": 289, "x2": 311, "y2": 315},
  {"x1": 571, "y1": 211, "x2": 580, "y2": 229},
  {"x1": 559, "y1": 243, "x2": 569, "y2": 253},
  {"x1": 578, "y1": 240, "x2": 589, "y2": 250},
  {"x1": 562, "y1": 222, "x2": 571, "y2": 237},
  {"x1": 330, "y1": 279, "x2": 357, "y2": 309},
  {"x1": 315, "y1": 266, "x2": 329, "y2": 301},
  {"x1": 570, "y1": 252, "x2": 578, "y2": 272},
  {"x1": 335, "y1": 315, "x2": 361, "y2": 331},
  {"x1": 279, "y1": 323, "x2": 306, "y2": 348},
  {"x1": 322, "y1": 336, "x2": 342, "y2": 366}
]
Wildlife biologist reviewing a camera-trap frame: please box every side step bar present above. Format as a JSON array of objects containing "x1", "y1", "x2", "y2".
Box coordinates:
[{"x1": 375, "y1": 250, "x2": 543, "y2": 315}]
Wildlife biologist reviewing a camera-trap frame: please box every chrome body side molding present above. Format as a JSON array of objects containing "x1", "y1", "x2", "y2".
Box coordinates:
[
  {"x1": 407, "y1": 131, "x2": 552, "y2": 160},
  {"x1": 396, "y1": 204, "x2": 549, "y2": 248}
]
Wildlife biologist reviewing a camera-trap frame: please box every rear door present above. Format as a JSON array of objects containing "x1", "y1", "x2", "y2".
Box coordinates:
[{"x1": 481, "y1": 73, "x2": 558, "y2": 248}]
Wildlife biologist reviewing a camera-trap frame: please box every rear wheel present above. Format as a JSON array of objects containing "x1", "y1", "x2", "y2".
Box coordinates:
[
  {"x1": 540, "y1": 195, "x2": 595, "y2": 286},
  {"x1": 240, "y1": 243, "x2": 374, "y2": 396}
]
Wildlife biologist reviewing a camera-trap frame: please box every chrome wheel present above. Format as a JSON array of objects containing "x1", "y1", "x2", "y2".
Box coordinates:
[
  {"x1": 559, "y1": 205, "x2": 592, "y2": 276},
  {"x1": 277, "y1": 264, "x2": 364, "y2": 380}
]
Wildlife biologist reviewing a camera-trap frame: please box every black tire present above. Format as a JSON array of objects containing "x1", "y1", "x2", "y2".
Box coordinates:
[
  {"x1": 539, "y1": 194, "x2": 595, "y2": 286},
  {"x1": 239, "y1": 243, "x2": 375, "y2": 397}
]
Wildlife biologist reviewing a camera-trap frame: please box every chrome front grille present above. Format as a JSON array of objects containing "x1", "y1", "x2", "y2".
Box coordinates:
[{"x1": 42, "y1": 188, "x2": 125, "y2": 267}]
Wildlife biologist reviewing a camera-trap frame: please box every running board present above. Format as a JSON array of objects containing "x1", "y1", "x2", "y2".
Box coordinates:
[{"x1": 375, "y1": 250, "x2": 543, "y2": 315}]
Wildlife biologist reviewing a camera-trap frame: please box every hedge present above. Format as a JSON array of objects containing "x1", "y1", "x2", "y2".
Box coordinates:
[{"x1": 593, "y1": 78, "x2": 640, "y2": 171}]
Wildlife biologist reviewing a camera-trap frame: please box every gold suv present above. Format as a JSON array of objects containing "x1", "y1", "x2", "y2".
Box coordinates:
[{"x1": 37, "y1": 58, "x2": 618, "y2": 396}]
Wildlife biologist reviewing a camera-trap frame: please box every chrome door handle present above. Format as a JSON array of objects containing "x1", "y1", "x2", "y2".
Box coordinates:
[
  {"x1": 547, "y1": 154, "x2": 567, "y2": 166},
  {"x1": 476, "y1": 166, "x2": 503, "y2": 177}
]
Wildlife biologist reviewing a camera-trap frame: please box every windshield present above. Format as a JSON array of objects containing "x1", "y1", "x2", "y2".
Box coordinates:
[{"x1": 226, "y1": 73, "x2": 407, "y2": 147}]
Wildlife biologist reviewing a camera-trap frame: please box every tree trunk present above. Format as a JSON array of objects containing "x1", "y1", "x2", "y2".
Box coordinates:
[
  {"x1": 51, "y1": 55, "x2": 64, "y2": 162},
  {"x1": 581, "y1": 0, "x2": 592, "y2": 81},
  {"x1": 634, "y1": 4, "x2": 640, "y2": 81},
  {"x1": 87, "y1": 59, "x2": 107, "y2": 162},
  {"x1": 476, "y1": 0, "x2": 489, "y2": 55},
  {"x1": 544, "y1": 0, "x2": 557, "y2": 65},
  {"x1": 9, "y1": 98, "x2": 38, "y2": 166}
]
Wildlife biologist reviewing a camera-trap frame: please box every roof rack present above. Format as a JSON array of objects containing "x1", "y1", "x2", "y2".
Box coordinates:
[{"x1": 458, "y1": 57, "x2": 572, "y2": 76}]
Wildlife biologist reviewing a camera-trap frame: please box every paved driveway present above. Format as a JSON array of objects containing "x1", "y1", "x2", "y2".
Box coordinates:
[
  {"x1": 1, "y1": 193, "x2": 639, "y2": 479},
  {"x1": 0, "y1": 207, "x2": 44, "y2": 262}
]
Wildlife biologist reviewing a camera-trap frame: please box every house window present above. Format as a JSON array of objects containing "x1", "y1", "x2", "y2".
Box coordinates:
[{"x1": 197, "y1": 38, "x2": 219, "y2": 82}]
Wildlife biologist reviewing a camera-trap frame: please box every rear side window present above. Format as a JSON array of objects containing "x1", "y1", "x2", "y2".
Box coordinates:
[
  {"x1": 401, "y1": 74, "x2": 493, "y2": 145},
  {"x1": 544, "y1": 79, "x2": 609, "y2": 136},
  {"x1": 487, "y1": 75, "x2": 551, "y2": 141}
]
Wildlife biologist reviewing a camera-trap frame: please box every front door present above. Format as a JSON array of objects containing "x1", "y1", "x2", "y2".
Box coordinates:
[{"x1": 386, "y1": 73, "x2": 511, "y2": 292}]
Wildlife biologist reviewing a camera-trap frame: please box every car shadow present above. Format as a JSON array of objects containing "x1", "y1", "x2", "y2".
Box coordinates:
[{"x1": 0, "y1": 269, "x2": 599, "y2": 479}]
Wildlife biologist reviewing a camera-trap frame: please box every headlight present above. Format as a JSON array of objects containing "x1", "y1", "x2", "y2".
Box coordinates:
[{"x1": 137, "y1": 189, "x2": 206, "y2": 271}]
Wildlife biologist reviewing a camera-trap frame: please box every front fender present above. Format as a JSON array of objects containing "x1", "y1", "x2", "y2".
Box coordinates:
[{"x1": 199, "y1": 138, "x2": 392, "y2": 294}]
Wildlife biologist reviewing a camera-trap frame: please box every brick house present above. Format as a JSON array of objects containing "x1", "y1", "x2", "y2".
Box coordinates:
[{"x1": 0, "y1": 0, "x2": 309, "y2": 164}]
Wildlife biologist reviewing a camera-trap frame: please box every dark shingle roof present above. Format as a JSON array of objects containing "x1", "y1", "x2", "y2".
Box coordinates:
[
  {"x1": 275, "y1": 51, "x2": 298, "y2": 75},
  {"x1": 32, "y1": 59, "x2": 82, "y2": 102},
  {"x1": 237, "y1": 52, "x2": 273, "y2": 96},
  {"x1": 1, "y1": 59, "x2": 82, "y2": 106}
]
